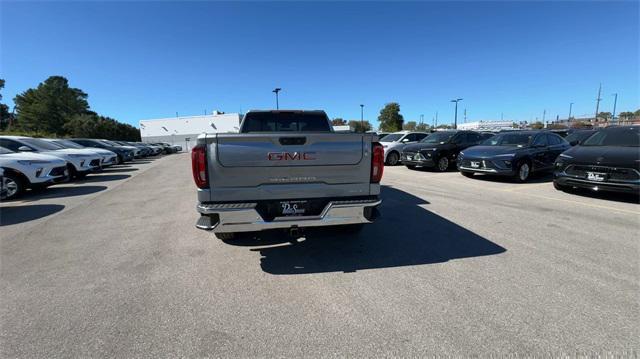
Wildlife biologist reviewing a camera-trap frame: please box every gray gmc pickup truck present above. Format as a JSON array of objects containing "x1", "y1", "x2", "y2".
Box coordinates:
[{"x1": 191, "y1": 110, "x2": 384, "y2": 239}]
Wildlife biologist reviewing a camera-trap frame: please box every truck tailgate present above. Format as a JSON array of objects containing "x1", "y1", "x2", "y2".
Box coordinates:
[{"x1": 205, "y1": 133, "x2": 374, "y2": 202}]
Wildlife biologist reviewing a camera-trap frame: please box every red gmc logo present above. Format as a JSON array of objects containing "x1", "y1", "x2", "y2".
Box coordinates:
[{"x1": 268, "y1": 152, "x2": 316, "y2": 161}]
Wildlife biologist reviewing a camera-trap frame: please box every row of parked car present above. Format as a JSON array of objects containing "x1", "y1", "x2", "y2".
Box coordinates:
[
  {"x1": 0, "y1": 136, "x2": 182, "y2": 200},
  {"x1": 378, "y1": 126, "x2": 640, "y2": 195}
]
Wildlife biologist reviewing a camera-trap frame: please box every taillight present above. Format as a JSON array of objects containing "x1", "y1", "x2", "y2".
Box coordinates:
[
  {"x1": 371, "y1": 142, "x2": 384, "y2": 183},
  {"x1": 191, "y1": 144, "x2": 208, "y2": 189}
]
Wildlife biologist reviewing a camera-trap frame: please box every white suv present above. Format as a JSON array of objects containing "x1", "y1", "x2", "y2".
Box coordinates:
[
  {"x1": 0, "y1": 136, "x2": 102, "y2": 179},
  {"x1": 43, "y1": 138, "x2": 118, "y2": 167},
  {"x1": 0, "y1": 146, "x2": 69, "y2": 200},
  {"x1": 379, "y1": 131, "x2": 429, "y2": 165}
]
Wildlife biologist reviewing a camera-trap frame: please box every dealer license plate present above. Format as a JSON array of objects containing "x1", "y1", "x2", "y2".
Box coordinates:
[
  {"x1": 470, "y1": 161, "x2": 480, "y2": 168},
  {"x1": 586, "y1": 172, "x2": 607, "y2": 182},
  {"x1": 279, "y1": 200, "x2": 308, "y2": 216}
]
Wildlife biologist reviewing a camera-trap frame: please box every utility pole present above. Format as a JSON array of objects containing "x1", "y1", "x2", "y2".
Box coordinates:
[
  {"x1": 501, "y1": 112, "x2": 504, "y2": 121},
  {"x1": 464, "y1": 108, "x2": 467, "y2": 123},
  {"x1": 594, "y1": 83, "x2": 602, "y2": 123},
  {"x1": 568, "y1": 102, "x2": 573, "y2": 122},
  {"x1": 450, "y1": 98, "x2": 463, "y2": 129},
  {"x1": 435, "y1": 111, "x2": 438, "y2": 127},
  {"x1": 273, "y1": 88, "x2": 282, "y2": 109},
  {"x1": 611, "y1": 93, "x2": 618, "y2": 123},
  {"x1": 360, "y1": 104, "x2": 364, "y2": 132},
  {"x1": 420, "y1": 114, "x2": 424, "y2": 124}
]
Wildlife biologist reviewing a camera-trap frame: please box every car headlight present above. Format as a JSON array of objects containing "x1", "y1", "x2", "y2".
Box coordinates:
[
  {"x1": 559, "y1": 153, "x2": 573, "y2": 159},
  {"x1": 383, "y1": 145, "x2": 388, "y2": 148},
  {"x1": 17, "y1": 160, "x2": 52, "y2": 165},
  {"x1": 503, "y1": 160, "x2": 512, "y2": 167}
]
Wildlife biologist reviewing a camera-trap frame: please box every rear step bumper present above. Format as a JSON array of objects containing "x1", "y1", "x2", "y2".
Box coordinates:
[{"x1": 196, "y1": 199, "x2": 381, "y2": 232}]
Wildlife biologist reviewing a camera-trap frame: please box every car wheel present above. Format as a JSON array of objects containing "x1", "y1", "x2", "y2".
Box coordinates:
[
  {"x1": 516, "y1": 161, "x2": 531, "y2": 182},
  {"x1": 436, "y1": 156, "x2": 449, "y2": 172},
  {"x1": 461, "y1": 171, "x2": 474, "y2": 178},
  {"x1": 405, "y1": 165, "x2": 417, "y2": 170},
  {"x1": 2, "y1": 173, "x2": 25, "y2": 200},
  {"x1": 386, "y1": 152, "x2": 399, "y2": 166},
  {"x1": 215, "y1": 232, "x2": 235, "y2": 240}
]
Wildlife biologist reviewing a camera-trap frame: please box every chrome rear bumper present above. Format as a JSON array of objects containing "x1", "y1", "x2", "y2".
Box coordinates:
[{"x1": 196, "y1": 199, "x2": 381, "y2": 233}]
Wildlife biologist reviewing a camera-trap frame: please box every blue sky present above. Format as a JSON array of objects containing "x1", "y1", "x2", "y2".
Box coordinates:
[{"x1": 1, "y1": 1, "x2": 638, "y2": 128}]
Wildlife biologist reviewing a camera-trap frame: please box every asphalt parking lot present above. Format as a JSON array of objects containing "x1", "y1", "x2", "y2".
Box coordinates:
[{"x1": 1, "y1": 153, "x2": 638, "y2": 357}]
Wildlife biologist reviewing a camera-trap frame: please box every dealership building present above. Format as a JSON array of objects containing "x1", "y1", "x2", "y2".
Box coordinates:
[{"x1": 139, "y1": 112, "x2": 241, "y2": 150}]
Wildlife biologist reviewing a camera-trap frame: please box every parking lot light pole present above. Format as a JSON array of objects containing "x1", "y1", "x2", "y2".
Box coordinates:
[
  {"x1": 450, "y1": 98, "x2": 463, "y2": 129},
  {"x1": 360, "y1": 104, "x2": 364, "y2": 132},
  {"x1": 273, "y1": 88, "x2": 281, "y2": 109},
  {"x1": 611, "y1": 93, "x2": 618, "y2": 123},
  {"x1": 568, "y1": 102, "x2": 573, "y2": 122}
]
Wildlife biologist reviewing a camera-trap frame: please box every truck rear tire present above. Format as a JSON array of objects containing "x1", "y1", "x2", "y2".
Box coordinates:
[{"x1": 215, "y1": 232, "x2": 235, "y2": 240}]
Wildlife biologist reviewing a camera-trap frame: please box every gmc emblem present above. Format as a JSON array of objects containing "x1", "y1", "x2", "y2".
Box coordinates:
[{"x1": 268, "y1": 152, "x2": 316, "y2": 161}]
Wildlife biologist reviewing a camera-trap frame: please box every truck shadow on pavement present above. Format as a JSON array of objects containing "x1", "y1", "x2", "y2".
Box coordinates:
[
  {"x1": 0, "y1": 204, "x2": 65, "y2": 226},
  {"x1": 21, "y1": 185, "x2": 107, "y2": 200},
  {"x1": 227, "y1": 186, "x2": 507, "y2": 275},
  {"x1": 73, "y1": 174, "x2": 131, "y2": 183}
]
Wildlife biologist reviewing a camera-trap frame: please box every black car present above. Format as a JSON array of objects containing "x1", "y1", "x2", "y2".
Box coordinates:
[
  {"x1": 401, "y1": 131, "x2": 491, "y2": 171},
  {"x1": 553, "y1": 126, "x2": 639, "y2": 194},
  {"x1": 69, "y1": 138, "x2": 135, "y2": 164},
  {"x1": 564, "y1": 129, "x2": 598, "y2": 146},
  {"x1": 457, "y1": 131, "x2": 570, "y2": 182}
]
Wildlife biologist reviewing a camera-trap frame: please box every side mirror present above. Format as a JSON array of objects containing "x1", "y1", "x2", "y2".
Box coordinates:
[
  {"x1": 401, "y1": 138, "x2": 410, "y2": 143},
  {"x1": 569, "y1": 140, "x2": 579, "y2": 146},
  {"x1": 17, "y1": 146, "x2": 33, "y2": 152}
]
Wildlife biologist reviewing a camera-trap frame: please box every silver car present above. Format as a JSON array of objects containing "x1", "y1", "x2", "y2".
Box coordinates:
[{"x1": 379, "y1": 131, "x2": 429, "y2": 165}]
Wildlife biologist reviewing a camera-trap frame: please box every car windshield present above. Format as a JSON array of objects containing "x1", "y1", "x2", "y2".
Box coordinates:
[
  {"x1": 21, "y1": 138, "x2": 65, "y2": 151},
  {"x1": 377, "y1": 134, "x2": 389, "y2": 140},
  {"x1": 565, "y1": 131, "x2": 595, "y2": 144},
  {"x1": 0, "y1": 146, "x2": 13, "y2": 154},
  {"x1": 380, "y1": 134, "x2": 404, "y2": 142},
  {"x1": 421, "y1": 132, "x2": 455, "y2": 144},
  {"x1": 54, "y1": 140, "x2": 85, "y2": 149},
  {"x1": 581, "y1": 127, "x2": 639, "y2": 147},
  {"x1": 100, "y1": 140, "x2": 119, "y2": 146},
  {"x1": 482, "y1": 133, "x2": 533, "y2": 147}
]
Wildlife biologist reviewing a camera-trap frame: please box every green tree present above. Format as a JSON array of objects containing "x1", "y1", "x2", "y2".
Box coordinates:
[
  {"x1": 331, "y1": 118, "x2": 346, "y2": 126},
  {"x1": 403, "y1": 121, "x2": 417, "y2": 131},
  {"x1": 618, "y1": 111, "x2": 634, "y2": 121},
  {"x1": 547, "y1": 123, "x2": 568, "y2": 130},
  {"x1": 348, "y1": 120, "x2": 372, "y2": 133},
  {"x1": 377, "y1": 103, "x2": 404, "y2": 132},
  {"x1": 634, "y1": 109, "x2": 640, "y2": 117},
  {"x1": 597, "y1": 112, "x2": 612, "y2": 121},
  {"x1": 14, "y1": 76, "x2": 89, "y2": 135},
  {"x1": 530, "y1": 121, "x2": 544, "y2": 129},
  {"x1": 415, "y1": 123, "x2": 429, "y2": 132},
  {"x1": 0, "y1": 79, "x2": 10, "y2": 131}
]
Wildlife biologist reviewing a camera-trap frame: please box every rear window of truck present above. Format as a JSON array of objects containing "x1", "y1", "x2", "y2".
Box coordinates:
[{"x1": 241, "y1": 112, "x2": 332, "y2": 133}]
